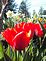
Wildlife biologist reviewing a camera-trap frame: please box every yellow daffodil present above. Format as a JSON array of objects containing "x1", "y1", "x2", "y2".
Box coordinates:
[{"x1": 38, "y1": 17, "x2": 42, "y2": 22}]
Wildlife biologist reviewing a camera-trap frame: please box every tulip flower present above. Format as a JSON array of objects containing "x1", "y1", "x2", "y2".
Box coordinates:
[
  {"x1": 2, "y1": 22, "x2": 33, "y2": 50},
  {"x1": 34, "y1": 24, "x2": 43, "y2": 37},
  {"x1": 43, "y1": 24, "x2": 46, "y2": 30}
]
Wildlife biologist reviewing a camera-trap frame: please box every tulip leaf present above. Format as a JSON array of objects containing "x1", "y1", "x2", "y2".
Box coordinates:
[
  {"x1": 0, "y1": 42, "x2": 4, "y2": 59},
  {"x1": 4, "y1": 52, "x2": 12, "y2": 61},
  {"x1": 6, "y1": 45, "x2": 11, "y2": 57},
  {"x1": 38, "y1": 20, "x2": 46, "y2": 34}
]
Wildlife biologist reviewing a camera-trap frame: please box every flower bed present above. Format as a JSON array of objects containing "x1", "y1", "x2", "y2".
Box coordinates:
[{"x1": 0, "y1": 10, "x2": 46, "y2": 61}]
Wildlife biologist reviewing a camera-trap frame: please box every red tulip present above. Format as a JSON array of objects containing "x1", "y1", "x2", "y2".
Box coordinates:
[
  {"x1": 34, "y1": 24, "x2": 43, "y2": 37},
  {"x1": 13, "y1": 31, "x2": 31, "y2": 50},
  {"x1": 14, "y1": 22, "x2": 25, "y2": 33},
  {"x1": 24, "y1": 22, "x2": 34, "y2": 38},
  {"x1": 2, "y1": 28, "x2": 17, "y2": 48},
  {"x1": 2, "y1": 22, "x2": 33, "y2": 50},
  {"x1": 43, "y1": 24, "x2": 46, "y2": 30}
]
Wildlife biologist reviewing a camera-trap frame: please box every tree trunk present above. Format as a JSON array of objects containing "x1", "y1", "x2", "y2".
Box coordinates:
[
  {"x1": 0, "y1": 15, "x2": 3, "y2": 33},
  {"x1": 0, "y1": 0, "x2": 3, "y2": 33}
]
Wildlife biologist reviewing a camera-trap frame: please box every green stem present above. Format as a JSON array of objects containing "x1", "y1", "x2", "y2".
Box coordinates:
[
  {"x1": 0, "y1": 41, "x2": 4, "y2": 61},
  {"x1": 17, "y1": 51, "x2": 19, "y2": 61},
  {"x1": 18, "y1": 51, "x2": 23, "y2": 61},
  {"x1": 12, "y1": 50, "x2": 17, "y2": 61}
]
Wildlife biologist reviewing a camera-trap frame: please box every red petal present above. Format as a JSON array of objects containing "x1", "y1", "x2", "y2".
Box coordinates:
[
  {"x1": 2, "y1": 28, "x2": 17, "y2": 47},
  {"x1": 13, "y1": 31, "x2": 30, "y2": 50},
  {"x1": 43, "y1": 24, "x2": 46, "y2": 29},
  {"x1": 34, "y1": 24, "x2": 43, "y2": 37}
]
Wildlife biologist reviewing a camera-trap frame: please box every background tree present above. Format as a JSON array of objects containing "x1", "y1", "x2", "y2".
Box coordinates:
[
  {"x1": 19, "y1": 0, "x2": 31, "y2": 17},
  {"x1": 38, "y1": 7, "x2": 43, "y2": 16},
  {"x1": 7, "y1": 0, "x2": 18, "y2": 13},
  {"x1": 32, "y1": 10, "x2": 36, "y2": 16},
  {"x1": 43, "y1": 10, "x2": 46, "y2": 15}
]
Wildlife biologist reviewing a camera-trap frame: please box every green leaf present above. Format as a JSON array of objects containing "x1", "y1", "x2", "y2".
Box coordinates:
[
  {"x1": 0, "y1": 42, "x2": 4, "y2": 59},
  {"x1": 6, "y1": 45, "x2": 11, "y2": 57},
  {"x1": 38, "y1": 20, "x2": 46, "y2": 34}
]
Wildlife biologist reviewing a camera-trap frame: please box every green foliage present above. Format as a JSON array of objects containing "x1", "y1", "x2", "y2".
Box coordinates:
[{"x1": 0, "y1": 10, "x2": 46, "y2": 61}]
